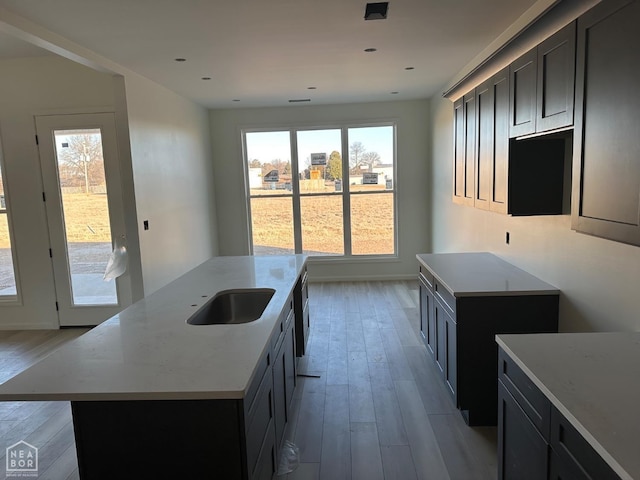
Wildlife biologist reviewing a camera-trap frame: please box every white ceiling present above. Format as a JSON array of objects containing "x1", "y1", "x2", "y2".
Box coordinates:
[{"x1": 0, "y1": 0, "x2": 539, "y2": 108}]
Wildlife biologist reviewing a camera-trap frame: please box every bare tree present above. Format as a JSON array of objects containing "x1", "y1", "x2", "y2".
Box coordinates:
[
  {"x1": 349, "y1": 141, "x2": 367, "y2": 168},
  {"x1": 361, "y1": 151, "x2": 381, "y2": 171},
  {"x1": 58, "y1": 134, "x2": 105, "y2": 193}
]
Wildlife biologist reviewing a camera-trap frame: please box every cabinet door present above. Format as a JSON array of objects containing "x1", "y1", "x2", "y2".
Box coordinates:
[
  {"x1": 572, "y1": 0, "x2": 640, "y2": 246},
  {"x1": 294, "y1": 269, "x2": 309, "y2": 357},
  {"x1": 453, "y1": 97, "x2": 466, "y2": 204},
  {"x1": 434, "y1": 299, "x2": 456, "y2": 406},
  {"x1": 272, "y1": 344, "x2": 287, "y2": 450},
  {"x1": 550, "y1": 407, "x2": 620, "y2": 480},
  {"x1": 274, "y1": 314, "x2": 296, "y2": 454},
  {"x1": 476, "y1": 68, "x2": 510, "y2": 214},
  {"x1": 510, "y1": 48, "x2": 537, "y2": 137},
  {"x1": 498, "y1": 381, "x2": 549, "y2": 480},
  {"x1": 419, "y1": 277, "x2": 436, "y2": 358},
  {"x1": 536, "y1": 22, "x2": 576, "y2": 132},
  {"x1": 443, "y1": 308, "x2": 457, "y2": 403},
  {"x1": 463, "y1": 92, "x2": 476, "y2": 205},
  {"x1": 475, "y1": 79, "x2": 493, "y2": 211},
  {"x1": 284, "y1": 318, "x2": 296, "y2": 413},
  {"x1": 434, "y1": 302, "x2": 446, "y2": 378},
  {"x1": 453, "y1": 94, "x2": 476, "y2": 206}
]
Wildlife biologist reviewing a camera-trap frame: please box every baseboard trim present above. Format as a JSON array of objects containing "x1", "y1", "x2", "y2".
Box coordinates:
[
  {"x1": 0, "y1": 322, "x2": 59, "y2": 331},
  {"x1": 308, "y1": 273, "x2": 416, "y2": 283}
]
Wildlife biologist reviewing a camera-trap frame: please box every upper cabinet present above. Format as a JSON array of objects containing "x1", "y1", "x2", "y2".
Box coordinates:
[
  {"x1": 453, "y1": 66, "x2": 567, "y2": 216},
  {"x1": 571, "y1": 0, "x2": 640, "y2": 246},
  {"x1": 510, "y1": 22, "x2": 576, "y2": 137},
  {"x1": 475, "y1": 68, "x2": 509, "y2": 213},
  {"x1": 453, "y1": 93, "x2": 476, "y2": 206}
]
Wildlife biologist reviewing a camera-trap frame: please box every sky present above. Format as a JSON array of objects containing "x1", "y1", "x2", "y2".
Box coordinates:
[{"x1": 245, "y1": 126, "x2": 394, "y2": 168}]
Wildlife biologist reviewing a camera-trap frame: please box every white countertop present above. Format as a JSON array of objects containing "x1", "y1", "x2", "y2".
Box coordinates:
[
  {"x1": 0, "y1": 255, "x2": 307, "y2": 402},
  {"x1": 416, "y1": 252, "x2": 558, "y2": 297},
  {"x1": 497, "y1": 332, "x2": 640, "y2": 480}
]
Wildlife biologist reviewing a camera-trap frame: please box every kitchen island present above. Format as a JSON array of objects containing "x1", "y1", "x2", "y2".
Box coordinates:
[
  {"x1": 417, "y1": 252, "x2": 559, "y2": 425},
  {"x1": 497, "y1": 332, "x2": 639, "y2": 480},
  {"x1": 0, "y1": 255, "x2": 308, "y2": 480}
]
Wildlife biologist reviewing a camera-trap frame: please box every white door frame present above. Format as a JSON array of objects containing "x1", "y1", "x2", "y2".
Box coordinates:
[{"x1": 36, "y1": 112, "x2": 132, "y2": 326}]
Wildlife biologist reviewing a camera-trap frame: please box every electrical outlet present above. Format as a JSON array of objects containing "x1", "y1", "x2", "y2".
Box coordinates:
[
  {"x1": 506, "y1": 232, "x2": 510, "y2": 244},
  {"x1": 143, "y1": 220, "x2": 149, "y2": 231}
]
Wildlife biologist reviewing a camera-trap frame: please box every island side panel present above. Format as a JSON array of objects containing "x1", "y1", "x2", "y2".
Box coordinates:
[
  {"x1": 455, "y1": 294, "x2": 559, "y2": 426},
  {"x1": 71, "y1": 399, "x2": 244, "y2": 479}
]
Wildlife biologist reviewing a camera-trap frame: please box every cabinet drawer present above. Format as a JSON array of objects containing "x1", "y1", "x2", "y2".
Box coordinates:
[
  {"x1": 498, "y1": 349, "x2": 550, "y2": 439},
  {"x1": 550, "y1": 407, "x2": 620, "y2": 480},
  {"x1": 419, "y1": 266, "x2": 434, "y2": 290},
  {"x1": 434, "y1": 280, "x2": 456, "y2": 314}
]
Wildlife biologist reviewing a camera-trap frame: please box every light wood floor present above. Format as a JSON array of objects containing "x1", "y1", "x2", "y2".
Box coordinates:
[{"x1": 0, "y1": 282, "x2": 497, "y2": 480}]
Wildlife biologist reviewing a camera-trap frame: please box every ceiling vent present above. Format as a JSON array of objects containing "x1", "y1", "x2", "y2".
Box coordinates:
[{"x1": 364, "y1": 2, "x2": 389, "y2": 20}]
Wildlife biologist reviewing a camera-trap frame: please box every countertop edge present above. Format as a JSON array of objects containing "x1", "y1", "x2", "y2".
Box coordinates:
[
  {"x1": 0, "y1": 255, "x2": 308, "y2": 402},
  {"x1": 495, "y1": 335, "x2": 633, "y2": 480},
  {"x1": 416, "y1": 253, "x2": 560, "y2": 297}
]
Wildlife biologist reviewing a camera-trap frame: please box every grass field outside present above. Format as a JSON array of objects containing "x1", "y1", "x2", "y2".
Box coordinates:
[
  {"x1": 0, "y1": 193, "x2": 112, "y2": 249},
  {"x1": 250, "y1": 191, "x2": 394, "y2": 255}
]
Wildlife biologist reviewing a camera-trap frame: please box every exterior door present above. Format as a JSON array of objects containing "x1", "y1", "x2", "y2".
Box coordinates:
[{"x1": 35, "y1": 113, "x2": 130, "y2": 326}]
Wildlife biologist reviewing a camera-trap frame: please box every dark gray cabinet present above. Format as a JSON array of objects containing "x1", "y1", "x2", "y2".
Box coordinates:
[
  {"x1": 510, "y1": 22, "x2": 576, "y2": 137},
  {"x1": 475, "y1": 67, "x2": 510, "y2": 213},
  {"x1": 417, "y1": 254, "x2": 559, "y2": 426},
  {"x1": 453, "y1": 93, "x2": 476, "y2": 206},
  {"x1": 294, "y1": 265, "x2": 310, "y2": 357},
  {"x1": 509, "y1": 48, "x2": 538, "y2": 137},
  {"x1": 454, "y1": 63, "x2": 568, "y2": 216},
  {"x1": 498, "y1": 381, "x2": 548, "y2": 480},
  {"x1": 498, "y1": 347, "x2": 621, "y2": 480},
  {"x1": 536, "y1": 22, "x2": 576, "y2": 132},
  {"x1": 71, "y1": 288, "x2": 302, "y2": 480},
  {"x1": 571, "y1": 0, "x2": 640, "y2": 246},
  {"x1": 272, "y1": 295, "x2": 296, "y2": 453}
]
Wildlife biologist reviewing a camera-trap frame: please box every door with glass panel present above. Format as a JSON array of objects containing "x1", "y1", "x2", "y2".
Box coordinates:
[
  {"x1": 0, "y1": 159, "x2": 18, "y2": 300},
  {"x1": 35, "y1": 113, "x2": 130, "y2": 326}
]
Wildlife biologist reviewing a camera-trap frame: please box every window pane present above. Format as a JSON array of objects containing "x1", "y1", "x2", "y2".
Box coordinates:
[
  {"x1": 250, "y1": 197, "x2": 294, "y2": 255},
  {"x1": 54, "y1": 129, "x2": 117, "y2": 305},
  {"x1": 246, "y1": 131, "x2": 292, "y2": 196},
  {"x1": 351, "y1": 192, "x2": 394, "y2": 255},
  {"x1": 296, "y1": 129, "x2": 342, "y2": 194},
  {"x1": 0, "y1": 213, "x2": 17, "y2": 297},
  {"x1": 301, "y1": 195, "x2": 343, "y2": 256},
  {"x1": 348, "y1": 126, "x2": 394, "y2": 192}
]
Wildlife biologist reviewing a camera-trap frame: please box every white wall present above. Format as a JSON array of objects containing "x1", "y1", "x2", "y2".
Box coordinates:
[
  {"x1": 124, "y1": 73, "x2": 218, "y2": 295},
  {"x1": 0, "y1": 55, "x2": 118, "y2": 328},
  {"x1": 429, "y1": 94, "x2": 640, "y2": 333},
  {"x1": 210, "y1": 100, "x2": 430, "y2": 281}
]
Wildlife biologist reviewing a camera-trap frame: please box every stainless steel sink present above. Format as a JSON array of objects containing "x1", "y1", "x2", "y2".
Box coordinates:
[{"x1": 186, "y1": 288, "x2": 275, "y2": 325}]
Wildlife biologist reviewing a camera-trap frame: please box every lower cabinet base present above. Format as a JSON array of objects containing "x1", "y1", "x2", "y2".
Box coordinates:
[{"x1": 72, "y1": 399, "x2": 252, "y2": 480}]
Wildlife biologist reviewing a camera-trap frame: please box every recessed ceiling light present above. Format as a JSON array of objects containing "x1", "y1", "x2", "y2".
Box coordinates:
[
  {"x1": 174, "y1": 58, "x2": 186, "y2": 62},
  {"x1": 364, "y1": 2, "x2": 389, "y2": 20},
  {"x1": 201, "y1": 77, "x2": 211, "y2": 80},
  {"x1": 405, "y1": 67, "x2": 415, "y2": 70},
  {"x1": 364, "y1": 48, "x2": 377, "y2": 53},
  {"x1": 288, "y1": 99, "x2": 311, "y2": 103},
  {"x1": 232, "y1": 99, "x2": 241, "y2": 102},
  {"x1": 307, "y1": 86, "x2": 317, "y2": 90}
]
